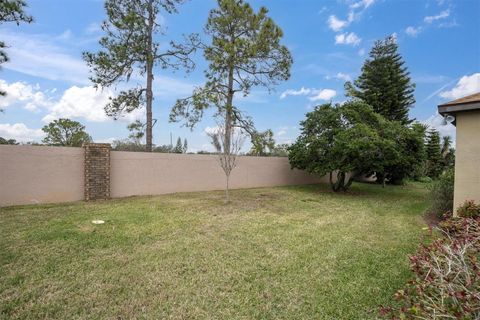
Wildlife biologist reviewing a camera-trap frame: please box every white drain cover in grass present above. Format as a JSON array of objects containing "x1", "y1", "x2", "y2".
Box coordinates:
[{"x1": 92, "y1": 220, "x2": 105, "y2": 224}]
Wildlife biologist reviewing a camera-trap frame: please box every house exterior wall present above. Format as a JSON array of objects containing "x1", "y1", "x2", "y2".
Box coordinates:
[{"x1": 454, "y1": 110, "x2": 480, "y2": 212}]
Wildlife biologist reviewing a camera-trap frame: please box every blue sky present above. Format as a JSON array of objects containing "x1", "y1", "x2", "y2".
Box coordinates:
[{"x1": 0, "y1": 0, "x2": 479, "y2": 151}]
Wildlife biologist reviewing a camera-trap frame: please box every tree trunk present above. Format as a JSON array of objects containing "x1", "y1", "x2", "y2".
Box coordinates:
[
  {"x1": 225, "y1": 174, "x2": 230, "y2": 203},
  {"x1": 376, "y1": 172, "x2": 385, "y2": 186},
  {"x1": 329, "y1": 171, "x2": 354, "y2": 192},
  {"x1": 145, "y1": 0, "x2": 154, "y2": 152},
  {"x1": 337, "y1": 171, "x2": 345, "y2": 191},
  {"x1": 329, "y1": 172, "x2": 336, "y2": 192},
  {"x1": 224, "y1": 65, "x2": 234, "y2": 155},
  {"x1": 221, "y1": 59, "x2": 235, "y2": 203},
  {"x1": 344, "y1": 173, "x2": 355, "y2": 190}
]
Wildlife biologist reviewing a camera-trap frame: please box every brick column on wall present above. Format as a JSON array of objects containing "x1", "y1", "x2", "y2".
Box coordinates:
[{"x1": 84, "y1": 143, "x2": 111, "y2": 201}]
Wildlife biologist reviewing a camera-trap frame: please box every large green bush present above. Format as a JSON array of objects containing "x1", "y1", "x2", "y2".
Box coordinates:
[
  {"x1": 429, "y1": 168, "x2": 454, "y2": 218},
  {"x1": 288, "y1": 101, "x2": 426, "y2": 191}
]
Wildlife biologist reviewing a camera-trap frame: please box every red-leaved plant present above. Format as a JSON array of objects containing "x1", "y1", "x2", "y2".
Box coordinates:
[{"x1": 379, "y1": 201, "x2": 480, "y2": 319}]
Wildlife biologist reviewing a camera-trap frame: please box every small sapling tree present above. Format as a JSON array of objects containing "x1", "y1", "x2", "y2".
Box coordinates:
[{"x1": 208, "y1": 125, "x2": 244, "y2": 203}]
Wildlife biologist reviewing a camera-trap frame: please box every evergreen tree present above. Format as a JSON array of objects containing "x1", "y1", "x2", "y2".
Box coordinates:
[
  {"x1": 0, "y1": 0, "x2": 32, "y2": 99},
  {"x1": 425, "y1": 129, "x2": 443, "y2": 178},
  {"x1": 345, "y1": 35, "x2": 415, "y2": 125},
  {"x1": 170, "y1": 0, "x2": 292, "y2": 202},
  {"x1": 182, "y1": 138, "x2": 188, "y2": 153},
  {"x1": 171, "y1": 0, "x2": 292, "y2": 156},
  {"x1": 42, "y1": 118, "x2": 92, "y2": 147},
  {"x1": 173, "y1": 137, "x2": 183, "y2": 153},
  {"x1": 379, "y1": 121, "x2": 426, "y2": 185},
  {"x1": 249, "y1": 129, "x2": 275, "y2": 156},
  {"x1": 440, "y1": 135, "x2": 452, "y2": 158},
  {"x1": 441, "y1": 135, "x2": 455, "y2": 170},
  {"x1": 84, "y1": 0, "x2": 199, "y2": 152},
  {"x1": 410, "y1": 122, "x2": 429, "y2": 180},
  {"x1": 0, "y1": 137, "x2": 18, "y2": 144},
  {"x1": 127, "y1": 120, "x2": 145, "y2": 144},
  {"x1": 154, "y1": 144, "x2": 173, "y2": 153}
]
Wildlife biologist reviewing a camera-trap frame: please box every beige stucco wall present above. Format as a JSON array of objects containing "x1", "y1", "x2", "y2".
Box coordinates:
[
  {"x1": 454, "y1": 110, "x2": 480, "y2": 212},
  {"x1": 0, "y1": 145, "x2": 84, "y2": 206},
  {"x1": 0, "y1": 146, "x2": 323, "y2": 206},
  {"x1": 110, "y1": 151, "x2": 324, "y2": 198}
]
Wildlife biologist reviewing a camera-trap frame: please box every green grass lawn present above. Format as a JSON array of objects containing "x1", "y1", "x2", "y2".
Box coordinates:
[{"x1": 0, "y1": 182, "x2": 430, "y2": 319}]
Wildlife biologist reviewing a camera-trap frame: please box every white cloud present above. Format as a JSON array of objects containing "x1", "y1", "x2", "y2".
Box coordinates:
[
  {"x1": 275, "y1": 126, "x2": 297, "y2": 144},
  {"x1": 327, "y1": 0, "x2": 375, "y2": 31},
  {"x1": 0, "y1": 29, "x2": 198, "y2": 100},
  {"x1": 406, "y1": 9, "x2": 456, "y2": 39},
  {"x1": 0, "y1": 123, "x2": 45, "y2": 142},
  {"x1": 280, "y1": 87, "x2": 336, "y2": 101},
  {"x1": 204, "y1": 126, "x2": 219, "y2": 136},
  {"x1": 0, "y1": 76, "x2": 195, "y2": 126},
  {"x1": 0, "y1": 30, "x2": 89, "y2": 84},
  {"x1": 327, "y1": 15, "x2": 349, "y2": 32},
  {"x1": 325, "y1": 72, "x2": 352, "y2": 82},
  {"x1": 405, "y1": 26, "x2": 422, "y2": 37},
  {"x1": 280, "y1": 87, "x2": 312, "y2": 99},
  {"x1": 423, "y1": 113, "x2": 456, "y2": 142},
  {"x1": 0, "y1": 80, "x2": 52, "y2": 111},
  {"x1": 424, "y1": 9, "x2": 450, "y2": 23},
  {"x1": 334, "y1": 72, "x2": 352, "y2": 82},
  {"x1": 308, "y1": 89, "x2": 337, "y2": 101},
  {"x1": 335, "y1": 32, "x2": 361, "y2": 46},
  {"x1": 439, "y1": 73, "x2": 480, "y2": 100},
  {"x1": 350, "y1": 0, "x2": 375, "y2": 10},
  {"x1": 276, "y1": 126, "x2": 288, "y2": 137},
  {"x1": 41, "y1": 86, "x2": 143, "y2": 123}
]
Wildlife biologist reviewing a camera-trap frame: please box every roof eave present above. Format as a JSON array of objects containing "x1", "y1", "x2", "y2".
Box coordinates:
[{"x1": 438, "y1": 102, "x2": 480, "y2": 116}]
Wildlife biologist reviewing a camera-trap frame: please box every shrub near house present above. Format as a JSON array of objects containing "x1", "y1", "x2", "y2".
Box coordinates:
[
  {"x1": 429, "y1": 168, "x2": 455, "y2": 219},
  {"x1": 380, "y1": 201, "x2": 480, "y2": 319}
]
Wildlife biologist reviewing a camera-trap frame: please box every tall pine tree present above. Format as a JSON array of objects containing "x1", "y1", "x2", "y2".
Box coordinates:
[
  {"x1": 182, "y1": 138, "x2": 188, "y2": 153},
  {"x1": 84, "y1": 0, "x2": 199, "y2": 152},
  {"x1": 170, "y1": 0, "x2": 292, "y2": 154},
  {"x1": 173, "y1": 137, "x2": 183, "y2": 153},
  {"x1": 170, "y1": 0, "x2": 292, "y2": 202},
  {"x1": 346, "y1": 35, "x2": 415, "y2": 125},
  {"x1": 425, "y1": 128, "x2": 443, "y2": 178}
]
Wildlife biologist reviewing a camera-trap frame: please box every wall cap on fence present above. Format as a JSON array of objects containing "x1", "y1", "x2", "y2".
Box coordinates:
[{"x1": 83, "y1": 143, "x2": 112, "y2": 148}]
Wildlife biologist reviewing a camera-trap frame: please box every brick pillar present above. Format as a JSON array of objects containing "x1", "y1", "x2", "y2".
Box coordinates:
[{"x1": 84, "y1": 143, "x2": 111, "y2": 201}]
